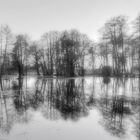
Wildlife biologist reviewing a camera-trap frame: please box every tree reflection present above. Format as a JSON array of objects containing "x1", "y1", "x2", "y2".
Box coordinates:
[
  {"x1": 29, "y1": 79, "x2": 45, "y2": 110},
  {"x1": 11, "y1": 77, "x2": 89, "y2": 121},
  {"x1": 87, "y1": 78, "x2": 96, "y2": 107},
  {"x1": 12, "y1": 77, "x2": 29, "y2": 115},
  {"x1": 103, "y1": 77, "x2": 110, "y2": 85},
  {"x1": 132, "y1": 78, "x2": 140, "y2": 140},
  {"x1": 0, "y1": 77, "x2": 13, "y2": 134},
  {"x1": 98, "y1": 78, "x2": 132, "y2": 138},
  {"x1": 46, "y1": 79, "x2": 88, "y2": 121}
]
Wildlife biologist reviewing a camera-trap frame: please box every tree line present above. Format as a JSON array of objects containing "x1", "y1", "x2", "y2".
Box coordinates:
[{"x1": 1, "y1": 13, "x2": 140, "y2": 78}]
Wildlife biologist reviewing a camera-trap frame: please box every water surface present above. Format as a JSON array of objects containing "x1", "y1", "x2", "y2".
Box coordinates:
[{"x1": 0, "y1": 76, "x2": 140, "y2": 140}]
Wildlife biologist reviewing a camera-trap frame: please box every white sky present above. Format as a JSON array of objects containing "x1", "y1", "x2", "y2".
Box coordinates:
[{"x1": 0, "y1": 0, "x2": 140, "y2": 41}]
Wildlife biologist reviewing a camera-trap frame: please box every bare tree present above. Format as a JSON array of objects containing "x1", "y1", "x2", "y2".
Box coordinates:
[
  {"x1": 12, "y1": 34, "x2": 29, "y2": 77},
  {"x1": 100, "y1": 16, "x2": 128, "y2": 76},
  {"x1": 0, "y1": 25, "x2": 13, "y2": 79},
  {"x1": 133, "y1": 13, "x2": 140, "y2": 76},
  {"x1": 30, "y1": 41, "x2": 42, "y2": 75}
]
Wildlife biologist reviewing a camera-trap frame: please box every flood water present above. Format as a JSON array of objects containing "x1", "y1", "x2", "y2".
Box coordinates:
[{"x1": 0, "y1": 76, "x2": 140, "y2": 140}]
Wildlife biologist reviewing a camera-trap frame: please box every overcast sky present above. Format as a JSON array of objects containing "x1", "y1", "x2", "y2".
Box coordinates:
[{"x1": 0, "y1": 0, "x2": 140, "y2": 41}]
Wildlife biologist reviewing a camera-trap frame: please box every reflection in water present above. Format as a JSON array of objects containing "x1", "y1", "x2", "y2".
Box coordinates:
[
  {"x1": 52, "y1": 79, "x2": 88, "y2": 120},
  {"x1": 0, "y1": 76, "x2": 140, "y2": 140}
]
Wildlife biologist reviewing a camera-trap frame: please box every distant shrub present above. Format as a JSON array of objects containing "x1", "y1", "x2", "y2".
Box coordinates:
[{"x1": 101, "y1": 66, "x2": 112, "y2": 76}]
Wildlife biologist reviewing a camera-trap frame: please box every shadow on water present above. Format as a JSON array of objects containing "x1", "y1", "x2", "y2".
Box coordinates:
[{"x1": 0, "y1": 76, "x2": 140, "y2": 139}]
